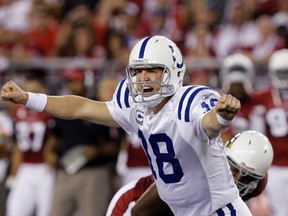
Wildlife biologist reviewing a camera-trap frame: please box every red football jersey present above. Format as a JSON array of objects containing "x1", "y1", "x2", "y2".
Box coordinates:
[
  {"x1": 109, "y1": 175, "x2": 154, "y2": 216},
  {"x1": 251, "y1": 88, "x2": 288, "y2": 166},
  {"x1": 12, "y1": 105, "x2": 53, "y2": 163},
  {"x1": 126, "y1": 134, "x2": 149, "y2": 168},
  {"x1": 108, "y1": 172, "x2": 266, "y2": 215}
]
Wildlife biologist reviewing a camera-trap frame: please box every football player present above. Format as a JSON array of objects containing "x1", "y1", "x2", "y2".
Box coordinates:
[
  {"x1": 5, "y1": 73, "x2": 55, "y2": 216},
  {"x1": 219, "y1": 53, "x2": 256, "y2": 143},
  {"x1": 106, "y1": 130, "x2": 274, "y2": 216},
  {"x1": 1, "y1": 35, "x2": 252, "y2": 215},
  {"x1": 250, "y1": 48, "x2": 288, "y2": 216}
]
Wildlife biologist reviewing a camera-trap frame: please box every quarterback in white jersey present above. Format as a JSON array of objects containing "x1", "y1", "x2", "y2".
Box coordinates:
[
  {"x1": 0, "y1": 35, "x2": 252, "y2": 216},
  {"x1": 107, "y1": 79, "x2": 243, "y2": 216},
  {"x1": 106, "y1": 130, "x2": 273, "y2": 216}
]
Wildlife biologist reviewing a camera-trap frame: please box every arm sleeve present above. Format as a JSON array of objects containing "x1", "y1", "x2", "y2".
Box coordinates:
[
  {"x1": 176, "y1": 87, "x2": 220, "y2": 144},
  {"x1": 106, "y1": 78, "x2": 136, "y2": 135}
]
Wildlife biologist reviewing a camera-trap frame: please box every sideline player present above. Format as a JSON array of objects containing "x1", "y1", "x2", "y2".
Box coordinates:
[
  {"x1": 219, "y1": 53, "x2": 256, "y2": 143},
  {"x1": 250, "y1": 48, "x2": 288, "y2": 216},
  {"x1": 6, "y1": 73, "x2": 55, "y2": 216},
  {"x1": 1, "y1": 35, "x2": 252, "y2": 215},
  {"x1": 106, "y1": 130, "x2": 274, "y2": 215}
]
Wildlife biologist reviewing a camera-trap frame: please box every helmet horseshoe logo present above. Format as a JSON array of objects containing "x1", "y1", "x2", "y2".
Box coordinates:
[{"x1": 168, "y1": 45, "x2": 184, "y2": 69}]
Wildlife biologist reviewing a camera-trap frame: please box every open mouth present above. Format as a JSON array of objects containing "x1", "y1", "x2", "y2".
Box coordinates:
[
  {"x1": 134, "y1": 81, "x2": 162, "y2": 97},
  {"x1": 143, "y1": 86, "x2": 153, "y2": 93},
  {"x1": 136, "y1": 85, "x2": 155, "y2": 97}
]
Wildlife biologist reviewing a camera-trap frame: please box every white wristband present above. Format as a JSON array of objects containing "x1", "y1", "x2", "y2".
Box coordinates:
[
  {"x1": 25, "y1": 92, "x2": 47, "y2": 112},
  {"x1": 216, "y1": 114, "x2": 235, "y2": 126}
]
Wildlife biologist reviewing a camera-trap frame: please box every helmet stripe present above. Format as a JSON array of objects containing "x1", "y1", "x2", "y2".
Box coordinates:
[{"x1": 139, "y1": 36, "x2": 152, "y2": 58}]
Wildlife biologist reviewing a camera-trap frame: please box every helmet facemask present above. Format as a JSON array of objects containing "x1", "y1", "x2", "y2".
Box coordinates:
[
  {"x1": 220, "y1": 53, "x2": 255, "y2": 95},
  {"x1": 126, "y1": 63, "x2": 175, "y2": 108},
  {"x1": 225, "y1": 130, "x2": 273, "y2": 197},
  {"x1": 228, "y1": 156, "x2": 263, "y2": 197},
  {"x1": 271, "y1": 69, "x2": 288, "y2": 90},
  {"x1": 126, "y1": 35, "x2": 186, "y2": 108}
]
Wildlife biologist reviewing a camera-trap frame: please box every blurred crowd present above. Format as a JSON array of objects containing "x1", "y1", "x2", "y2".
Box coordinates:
[
  {"x1": 0, "y1": 0, "x2": 287, "y2": 75},
  {"x1": 0, "y1": 0, "x2": 288, "y2": 216}
]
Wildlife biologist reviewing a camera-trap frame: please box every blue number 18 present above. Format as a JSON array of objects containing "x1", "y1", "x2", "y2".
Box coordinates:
[{"x1": 138, "y1": 130, "x2": 184, "y2": 183}]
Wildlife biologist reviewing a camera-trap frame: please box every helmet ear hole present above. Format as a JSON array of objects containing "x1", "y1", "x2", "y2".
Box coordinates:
[{"x1": 177, "y1": 71, "x2": 181, "y2": 77}]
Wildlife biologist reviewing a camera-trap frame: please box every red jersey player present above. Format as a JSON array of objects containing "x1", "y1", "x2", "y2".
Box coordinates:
[
  {"x1": 6, "y1": 73, "x2": 55, "y2": 216},
  {"x1": 250, "y1": 49, "x2": 288, "y2": 216},
  {"x1": 116, "y1": 133, "x2": 151, "y2": 187},
  {"x1": 218, "y1": 53, "x2": 256, "y2": 143},
  {"x1": 106, "y1": 130, "x2": 274, "y2": 216},
  {"x1": 218, "y1": 53, "x2": 271, "y2": 216}
]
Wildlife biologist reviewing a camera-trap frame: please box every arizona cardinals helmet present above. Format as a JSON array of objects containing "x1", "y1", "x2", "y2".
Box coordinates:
[
  {"x1": 220, "y1": 53, "x2": 255, "y2": 94},
  {"x1": 268, "y1": 49, "x2": 288, "y2": 90},
  {"x1": 225, "y1": 130, "x2": 274, "y2": 197}
]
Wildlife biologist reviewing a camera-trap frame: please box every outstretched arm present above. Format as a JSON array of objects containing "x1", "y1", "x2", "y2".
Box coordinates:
[
  {"x1": 1, "y1": 81, "x2": 119, "y2": 127},
  {"x1": 202, "y1": 94, "x2": 240, "y2": 138}
]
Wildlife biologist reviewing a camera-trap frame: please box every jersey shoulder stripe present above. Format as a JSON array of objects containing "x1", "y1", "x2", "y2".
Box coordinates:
[
  {"x1": 178, "y1": 86, "x2": 211, "y2": 122},
  {"x1": 116, "y1": 78, "x2": 130, "y2": 109},
  {"x1": 178, "y1": 86, "x2": 197, "y2": 120}
]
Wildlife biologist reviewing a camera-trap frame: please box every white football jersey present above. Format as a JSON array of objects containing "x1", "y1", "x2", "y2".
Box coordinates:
[{"x1": 106, "y1": 79, "x2": 239, "y2": 215}]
